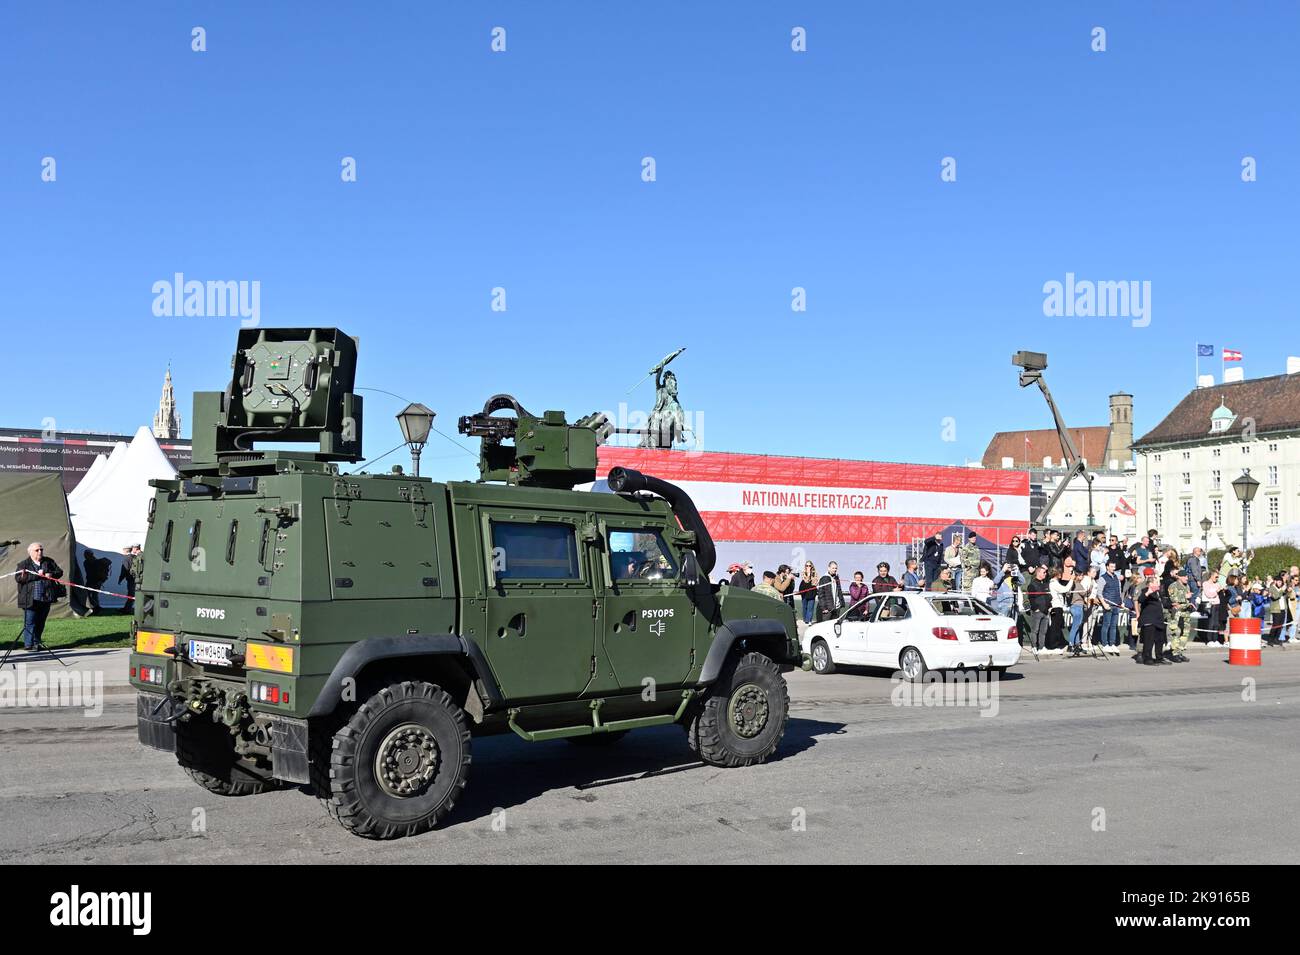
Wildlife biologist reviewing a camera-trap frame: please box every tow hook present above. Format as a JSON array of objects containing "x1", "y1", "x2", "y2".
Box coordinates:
[{"x1": 220, "y1": 692, "x2": 250, "y2": 729}]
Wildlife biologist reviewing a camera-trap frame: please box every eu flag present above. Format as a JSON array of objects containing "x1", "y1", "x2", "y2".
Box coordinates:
[{"x1": 1197, "y1": 344, "x2": 1214, "y2": 357}]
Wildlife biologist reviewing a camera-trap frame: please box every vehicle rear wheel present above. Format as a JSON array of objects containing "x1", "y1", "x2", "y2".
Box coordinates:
[
  {"x1": 566, "y1": 730, "x2": 629, "y2": 747},
  {"x1": 321, "y1": 680, "x2": 471, "y2": 840},
  {"x1": 899, "y1": 646, "x2": 929, "y2": 683},
  {"x1": 686, "y1": 651, "x2": 789, "y2": 767},
  {"x1": 810, "y1": 638, "x2": 836, "y2": 674},
  {"x1": 177, "y1": 719, "x2": 279, "y2": 797}
]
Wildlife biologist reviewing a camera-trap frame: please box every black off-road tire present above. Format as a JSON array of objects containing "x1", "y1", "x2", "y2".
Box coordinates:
[
  {"x1": 319, "y1": 681, "x2": 471, "y2": 840},
  {"x1": 566, "y1": 730, "x2": 629, "y2": 747},
  {"x1": 685, "y1": 651, "x2": 789, "y2": 768},
  {"x1": 177, "y1": 719, "x2": 279, "y2": 797}
]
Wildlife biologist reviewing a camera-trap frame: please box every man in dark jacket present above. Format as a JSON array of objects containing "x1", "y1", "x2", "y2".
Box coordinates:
[
  {"x1": 15, "y1": 542, "x2": 64, "y2": 650},
  {"x1": 1071, "y1": 531, "x2": 1091, "y2": 573},
  {"x1": 1024, "y1": 564, "x2": 1052, "y2": 652},
  {"x1": 1019, "y1": 529, "x2": 1042, "y2": 569},
  {"x1": 729, "y1": 562, "x2": 754, "y2": 590},
  {"x1": 1137, "y1": 571, "x2": 1168, "y2": 665},
  {"x1": 1041, "y1": 531, "x2": 1063, "y2": 569},
  {"x1": 1107, "y1": 536, "x2": 1129, "y2": 577},
  {"x1": 817, "y1": 561, "x2": 845, "y2": 620},
  {"x1": 921, "y1": 533, "x2": 943, "y2": 587},
  {"x1": 871, "y1": 562, "x2": 900, "y2": 594}
]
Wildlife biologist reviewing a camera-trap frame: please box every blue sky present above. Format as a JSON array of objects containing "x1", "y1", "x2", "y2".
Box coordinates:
[{"x1": 3, "y1": 2, "x2": 1297, "y2": 480}]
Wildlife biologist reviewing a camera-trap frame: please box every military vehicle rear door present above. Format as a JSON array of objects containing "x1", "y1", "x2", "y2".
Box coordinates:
[
  {"x1": 597, "y1": 521, "x2": 695, "y2": 693},
  {"x1": 479, "y1": 510, "x2": 597, "y2": 702}
]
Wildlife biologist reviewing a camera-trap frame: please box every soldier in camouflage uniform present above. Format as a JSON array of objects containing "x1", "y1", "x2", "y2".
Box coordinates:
[
  {"x1": 959, "y1": 532, "x2": 981, "y2": 594},
  {"x1": 752, "y1": 570, "x2": 783, "y2": 600},
  {"x1": 1165, "y1": 568, "x2": 1192, "y2": 662}
]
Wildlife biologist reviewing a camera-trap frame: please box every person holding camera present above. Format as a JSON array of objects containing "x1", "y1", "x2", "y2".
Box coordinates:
[
  {"x1": 14, "y1": 542, "x2": 64, "y2": 651},
  {"x1": 992, "y1": 561, "x2": 1022, "y2": 618}
]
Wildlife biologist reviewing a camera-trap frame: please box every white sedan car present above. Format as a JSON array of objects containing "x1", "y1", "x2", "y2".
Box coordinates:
[{"x1": 802, "y1": 591, "x2": 1021, "y2": 680}]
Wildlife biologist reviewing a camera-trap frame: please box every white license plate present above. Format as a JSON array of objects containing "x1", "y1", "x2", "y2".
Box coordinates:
[
  {"x1": 189, "y1": 640, "x2": 232, "y2": 666},
  {"x1": 968, "y1": 631, "x2": 998, "y2": 642}
]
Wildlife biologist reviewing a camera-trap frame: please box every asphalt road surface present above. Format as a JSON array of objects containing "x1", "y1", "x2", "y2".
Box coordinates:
[{"x1": 4, "y1": 647, "x2": 1298, "y2": 864}]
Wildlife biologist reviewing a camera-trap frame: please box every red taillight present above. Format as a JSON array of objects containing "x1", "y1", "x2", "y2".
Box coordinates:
[
  {"x1": 932, "y1": 627, "x2": 958, "y2": 641},
  {"x1": 130, "y1": 666, "x2": 136, "y2": 678},
  {"x1": 268, "y1": 686, "x2": 280, "y2": 704},
  {"x1": 1008, "y1": 627, "x2": 1019, "y2": 640}
]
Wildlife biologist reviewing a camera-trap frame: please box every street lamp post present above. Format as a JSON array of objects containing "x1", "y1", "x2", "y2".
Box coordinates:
[
  {"x1": 1199, "y1": 515, "x2": 1212, "y2": 553},
  {"x1": 1231, "y1": 470, "x2": 1259, "y2": 557},
  {"x1": 396, "y1": 403, "x2": 436, "y2": 477}
]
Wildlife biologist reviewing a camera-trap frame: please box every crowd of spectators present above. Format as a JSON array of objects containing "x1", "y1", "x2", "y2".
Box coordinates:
[{"x1": 723, "y1": 528, "x2": 1300, "y2": 661}]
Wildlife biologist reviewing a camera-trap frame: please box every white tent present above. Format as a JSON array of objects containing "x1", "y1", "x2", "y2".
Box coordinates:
[
  {"x1": 1253, "y1": 523, "x2": 1300, "y2": 548},
  {"x1": 66, "y1": 448, "x2": 115, "y2": 509},
  {"x1": 69, "y1": 426, "x2": 177, "y2": 553}
]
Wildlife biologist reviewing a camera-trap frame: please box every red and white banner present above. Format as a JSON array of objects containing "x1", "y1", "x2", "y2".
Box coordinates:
[
  {"x1": 1223, "y1": 348, "x2": 1243, "y2": 362},
  {"x1": 596, "y1": 448, "x2": 1029, "y2": 543}
]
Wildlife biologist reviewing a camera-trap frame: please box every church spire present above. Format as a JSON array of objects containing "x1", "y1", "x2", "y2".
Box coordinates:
[{"x1": 153, "y1": 364, "x2": 182, "y2": 439}]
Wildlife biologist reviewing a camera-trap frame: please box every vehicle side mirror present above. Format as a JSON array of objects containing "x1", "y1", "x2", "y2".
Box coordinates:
[{"x1": 679, "y1": 550, "x2": 701, "y2": 587}]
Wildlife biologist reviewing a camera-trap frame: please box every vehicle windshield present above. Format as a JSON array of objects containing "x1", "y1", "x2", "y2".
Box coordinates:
[{"x1": 927, "y1": 596, "x2": 996, "y2": 616}]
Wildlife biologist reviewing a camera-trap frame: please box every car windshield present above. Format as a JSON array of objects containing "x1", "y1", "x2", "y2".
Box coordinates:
[{"x1": 927, "y1": 596, "x2": 996, "y2": 616}]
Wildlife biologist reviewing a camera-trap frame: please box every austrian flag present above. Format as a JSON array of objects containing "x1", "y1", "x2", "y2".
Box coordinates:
[{"x1": 1224, "y1": 349, "x2": 1243, "y2": 362}]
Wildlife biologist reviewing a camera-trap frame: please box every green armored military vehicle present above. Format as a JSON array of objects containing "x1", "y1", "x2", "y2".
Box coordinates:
[{"x1": 132, "y1": 328, "x2": 806, "y2": 839}]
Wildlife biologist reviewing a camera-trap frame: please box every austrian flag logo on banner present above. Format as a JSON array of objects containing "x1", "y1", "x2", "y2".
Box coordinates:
[{"x1": 977, "y1": 496, "x2": 994, "y2": 518}]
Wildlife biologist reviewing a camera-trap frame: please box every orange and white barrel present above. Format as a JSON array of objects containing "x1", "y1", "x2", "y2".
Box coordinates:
[{"x1": 1228, "y1": 616, "x2": 1261, "y2": 666}]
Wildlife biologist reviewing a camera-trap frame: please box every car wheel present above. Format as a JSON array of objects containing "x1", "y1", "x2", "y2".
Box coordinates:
[
  {"x1": 899, "y1": 646, "x2": 928, "y2": 683},
  {"x1": 810, "y1": 638, "x2": 836, "y2": 674}
]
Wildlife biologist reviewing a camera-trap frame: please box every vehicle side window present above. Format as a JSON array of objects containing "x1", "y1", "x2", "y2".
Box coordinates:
[
  {"x1": 932, "y1": 598, "x2": 976, "y2": 616},
  {"x1": 490, "y1": 521, "x2": 581, "y2": 580},
  {"x1": 846, "y1": 595, "x2": 881, "y2": 621},
  {"x1": 878, "y1": 596, "x2": 910, "y2": 621},
  {"x1": 608, "y1": 528, "x2": 678, "y2": 581}
]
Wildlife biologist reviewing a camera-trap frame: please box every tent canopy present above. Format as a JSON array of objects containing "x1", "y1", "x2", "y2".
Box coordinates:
[
  {"x1": 68, "y1": 426, "x2": 176, "y2": 553},
  {"x1": 66, "y1": 448, "x2": 115, "y2": 509}
]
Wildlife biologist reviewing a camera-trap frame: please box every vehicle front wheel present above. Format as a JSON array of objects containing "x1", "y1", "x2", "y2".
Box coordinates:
[
  {"x1": 686, "y1": 652, "x2": 789, "y2": 767},
  {"x1": 321, "y1": 680, "x2": 471, "y2": 840},
  {"x1": 810, "y1": 638, "x2": 836, "y2": 675},
  {"x1": 899, "y1": 646, "x2": 929, "y2": 683}
]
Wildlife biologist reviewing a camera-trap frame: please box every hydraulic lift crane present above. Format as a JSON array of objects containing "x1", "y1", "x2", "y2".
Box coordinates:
[{"x1": 1012, "y1": 350, "x2": 1097, "y2": 530}]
